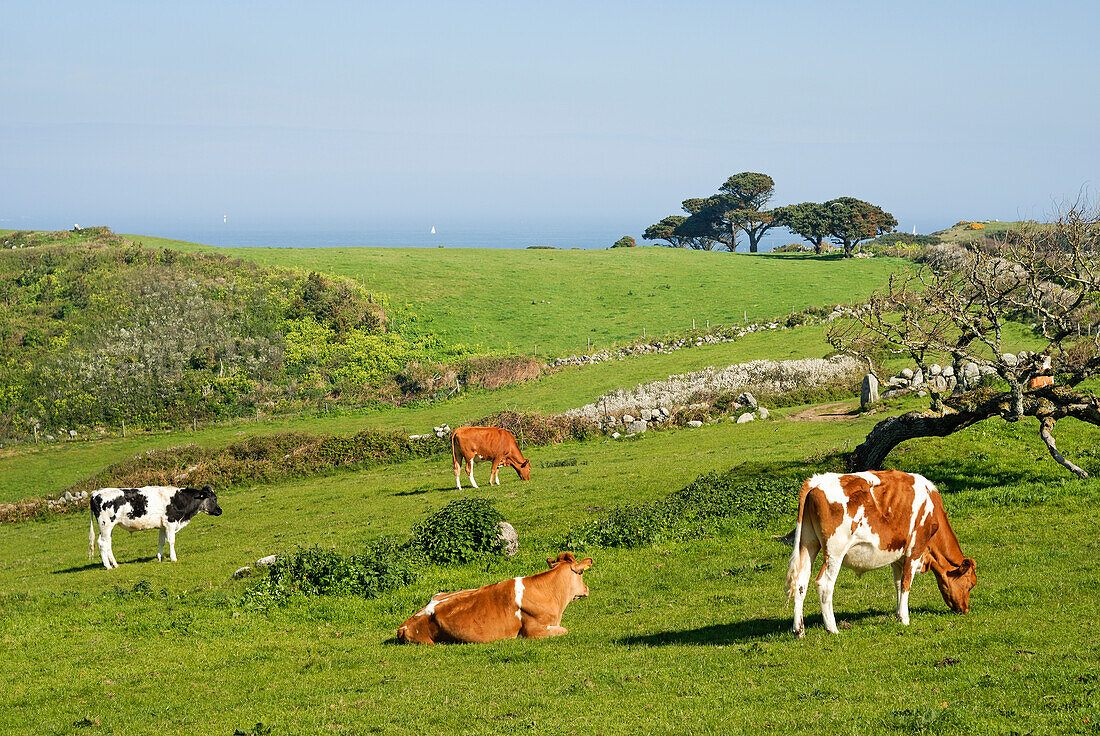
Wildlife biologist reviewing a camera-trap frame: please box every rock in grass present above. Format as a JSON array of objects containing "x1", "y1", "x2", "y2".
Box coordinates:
[
  {"x1": 232, "y1": 566, "x2": 252, "y2": 579},
  {"x1": 627, "y1": 420, "x2": 647, "y2": 434},
  {"x1": 686, "y1": 420, "x2": 703, "y2": 428},
  {"x1": 256, "y1": 555, "x2": 277, "y2": 566},
  {"x1": 861, "y1": 373, "x2": 880, "y2": 409},
  {"x1": 758, "y1": 407, "x2": 770, "y2": 420},
  {"x1": 736, "y1": 412, "x2": 755, "y2": 424},
  {"x1": 498, "y1": 521, "x2": 519, "y2": 557}
]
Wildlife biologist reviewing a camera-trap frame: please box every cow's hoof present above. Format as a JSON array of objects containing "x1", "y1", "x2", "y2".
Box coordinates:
[{"x1": 793, "y1": 627, "x2": 805, "y2": 639}]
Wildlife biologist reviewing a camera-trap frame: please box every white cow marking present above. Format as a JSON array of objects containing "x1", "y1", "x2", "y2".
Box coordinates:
[{"x1": 513, "y1": 577, "x2": 525, "y2": 620}]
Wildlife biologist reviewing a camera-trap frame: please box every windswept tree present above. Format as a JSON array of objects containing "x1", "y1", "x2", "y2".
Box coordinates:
[
  {"x1": 680, "y1": 196, "x2": 735, "y2": 250},
  {"x1": 643, "y1": 216, "x2": 690, "y2": 248},
  {"x1": 826, "y1": 197, "x2": 898, "y2": 257},
  {"x1": 719, "y1": 172, "x2": 779, "y2": 252},
  {"x1": 774, "y1": 202, "x2": 834, "y2": 254},
  {"x1": 830, "y1": 203, "x2": 1100, "y2": 478}
]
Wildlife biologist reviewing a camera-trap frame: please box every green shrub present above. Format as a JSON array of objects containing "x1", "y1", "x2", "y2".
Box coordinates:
[
  {"x1": 610, "y1": 236, "x2": 636, "y2": 248},
  {"x1": 560, "y1": 470, "x2": 802, "y2": 549},
  {"x1": 411, "y1": 498, "x2": 506, "y2": 564},
  {"x1": 249, "y1": 538, "x2": 423, "y2": 604}
]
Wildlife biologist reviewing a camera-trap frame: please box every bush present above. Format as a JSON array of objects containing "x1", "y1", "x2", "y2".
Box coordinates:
[
  {"x1": 473, "y1": 410, "x2": 597, "y2": 446},
  {"x1": 246, "y1": 538, "x2": 423, "y2": 605},
  {"x1": 411, "y1": 498, "x2": 506, "y2": 564},
  {"x1": 610, "y1": 236, "x2": 636, "y2": 248},
  {"x1": 560, "y1": 470, "x2": 802, "y2": 549}
]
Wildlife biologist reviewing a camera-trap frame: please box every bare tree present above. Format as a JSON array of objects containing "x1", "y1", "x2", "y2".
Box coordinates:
[{"x1": 829, "y1": 203, "x2": 1100, "y2": 477}]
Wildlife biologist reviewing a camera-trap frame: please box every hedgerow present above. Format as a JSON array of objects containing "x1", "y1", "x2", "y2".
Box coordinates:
[{"x1": 560, "y1": 471, "x2": 803, "y2": 549}]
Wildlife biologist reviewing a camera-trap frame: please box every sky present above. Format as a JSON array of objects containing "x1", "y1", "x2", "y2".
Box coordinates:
[{"x1": 2, "y1": 0, "x2": 1098, "y2": 243}]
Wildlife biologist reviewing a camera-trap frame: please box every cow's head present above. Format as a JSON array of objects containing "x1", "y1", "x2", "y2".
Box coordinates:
[
  {"x1": 547, "y1": 551, "x2": 594, "y2": 600},
  {"x1": 515, "y1": 458, "x2": 531, "y2": 481},
  {"x1": 192, "y1": 485, "x2": 222, "y2": 516},
  {"x1": 932, "y1": 557, "x2": 977, "y2": 613}
]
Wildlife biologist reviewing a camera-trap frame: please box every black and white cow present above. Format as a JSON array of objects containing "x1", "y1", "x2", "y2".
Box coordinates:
[{"x1": 89, "y1": 485, "x2": 222, "y2": 569}]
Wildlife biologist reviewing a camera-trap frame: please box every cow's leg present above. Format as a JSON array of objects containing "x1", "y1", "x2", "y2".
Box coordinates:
[
  {"x1": 157, "y1": 528, "x2": 167, "y2": 562},
  {"x1": 454, "y1": 454, "x2": 462, "y2": 490},
  {"x1": 892, "y1": 561, "x2": 905, "y2": 622},
  {"x1": 897, "y1": 556, "x2": 923, "y2": 626},
  {"x1": 490, "y1": 459, "x2": 501, "y2": 485},
  {"x1": 816, "y1": 553, "x2": 844, "y2": 634},
  {"x1": 97, "y1": 522, "x2": 115, "y2": 569},
  {"x1": 791, "y1": 537, "x2": 819, "y2": 638},
  {"x1": 466, "y1": 458, "x2": 479, "y2": 489},
  {"x1": 166, "y1": 525, "x2": 178, "y2": 562}
]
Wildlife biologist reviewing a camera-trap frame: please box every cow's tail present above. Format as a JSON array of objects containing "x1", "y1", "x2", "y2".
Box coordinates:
[
  {"x1": 88, "y1": 505, "x2": 96, "y2": 559},
  {"x1": 450, "y1": 431, "x2": 459, "y2": 471},
  {"x1": 784, "y1": 480, "x2": 812, "y2": 603}
]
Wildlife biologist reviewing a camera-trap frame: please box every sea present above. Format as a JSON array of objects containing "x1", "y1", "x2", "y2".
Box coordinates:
[{"x1": 91, "y1": 218, "x2": 799, "y2": 252}]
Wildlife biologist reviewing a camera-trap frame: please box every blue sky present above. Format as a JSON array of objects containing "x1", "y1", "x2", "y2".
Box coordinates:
[{"x1": 3, "y1": 1, "x2": 1098, "y2": 238}]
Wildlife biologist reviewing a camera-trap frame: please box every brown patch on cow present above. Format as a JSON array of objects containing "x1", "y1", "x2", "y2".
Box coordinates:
[{"x1": 840, "y1": 471, "x2": 917, "y2": 553}]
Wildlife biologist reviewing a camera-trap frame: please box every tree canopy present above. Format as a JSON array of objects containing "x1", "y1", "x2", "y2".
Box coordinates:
[
  {"x1": 826, "y1": 197, "x2": 898, "y2": 257},
  {"x1": 719, "y1": 173, "x2": 779, "y2": 252},
  {"x1": 773, "y1": 202, "x2": 835, "y2": 254}
]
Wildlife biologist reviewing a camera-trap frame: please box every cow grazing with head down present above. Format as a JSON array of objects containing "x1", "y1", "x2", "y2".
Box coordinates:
[
  {"x1": 397, "y1": 552, "x2": 593, "y2": 644},
  {"x1": 451, "y1": 426, "x2": 531, "y2": 489},
  {"x1": 783, "y1": 470, "x2": 976, "y2": 637},
  {"x1": 89, "y1": 485, "x2": 222, "y2": 569}
]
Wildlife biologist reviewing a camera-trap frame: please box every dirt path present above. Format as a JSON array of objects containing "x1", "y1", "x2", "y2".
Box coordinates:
[{"x1": 787, "y1": 401, "x2": 861, "y2": 422}]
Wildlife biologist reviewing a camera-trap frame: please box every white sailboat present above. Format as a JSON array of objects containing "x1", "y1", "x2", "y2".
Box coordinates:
[{"x1": 430, "y1": 225, "x2": 436, "y2": 234}]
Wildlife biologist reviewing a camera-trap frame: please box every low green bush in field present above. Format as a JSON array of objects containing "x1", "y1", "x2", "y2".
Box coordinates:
[
  {"x1": 244, "y1": 538, "x2": 424, "y2": 608},
  {"x1": 411, "y1": 497, "x2": 506, "y2": 564},
  {"x1": 241, "y1": 497, "x2": 510, "y2": 607},
  {"x1": 561, "y1": 471, "x2": 802, "y2": 549}
]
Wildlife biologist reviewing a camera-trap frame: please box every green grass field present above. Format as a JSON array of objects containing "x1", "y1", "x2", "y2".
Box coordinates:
[
  {"x1": 2, "y1": 232, "x2": 1098, "y2": 735},
  {"x1": 1, "y1": 400, "x2": 1098, "y2": 735},
  {"x1": 128, "y1": 234, "x2": 912, "y2": 356}
]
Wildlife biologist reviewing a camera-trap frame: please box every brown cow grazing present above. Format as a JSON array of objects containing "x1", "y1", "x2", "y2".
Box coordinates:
[
  {"x1": 397, "y1": 552, "x2": 593, "y2": 644},
  {"x1": 451, "y1": 426, "x2": 531, "y2": 489},
  {"x1": 783, "y1": 470, "x2": 976, "y2": 637}
]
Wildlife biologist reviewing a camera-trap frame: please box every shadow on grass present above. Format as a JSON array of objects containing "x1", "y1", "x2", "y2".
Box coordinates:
[
  {"x1": 393, "y1": 488, "x2": 436, "y2": 497},
  {"x1": 53, "y1": 556, "x2": 158, "y2": 574},
  {"x1": 616, "y1": 608, "x2": 940, "y2": 646}
]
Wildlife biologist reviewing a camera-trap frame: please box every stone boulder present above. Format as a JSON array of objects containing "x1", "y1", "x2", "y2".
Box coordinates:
[
  {"x1": 498, "y1": 521, "x2": 519, "y2": 557},
  {"x1": 686, "y1": 420, "x2": 704, "y2": 428},
  {"x1": 627, "y1": 420, "x2": 647, "y2": 434},
  {"x1": 736, "y1": 412, "x2": 755, "y2": 424},
  {"x1": 737, "y1": 392, "x2": 759, "y2": 409},
  {"x1": 860, "y1": 374, "x2": 880, "y2": 409},
  {"x1": 758, "y1": 407, "x2": 770, "y2": 420}
]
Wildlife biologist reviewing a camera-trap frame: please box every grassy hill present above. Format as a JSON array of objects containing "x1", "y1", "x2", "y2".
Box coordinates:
[
  {"x1": 3, "y1": 227, "x2": 1097, "y2": 734},
  {"x1": 129, "y1": 233, "x2": 914, "y2": 357}
]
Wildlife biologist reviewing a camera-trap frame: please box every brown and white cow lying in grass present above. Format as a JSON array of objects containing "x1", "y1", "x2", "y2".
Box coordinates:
[
  {"x1": 450, "y1": 426, "x2": 531, "y2": 489},
  {"x1": 782, "y1": 470, "x2": 976, "y2": 637},
  {"x1": 397, "y1": 552, "x2": 593, "y2": 644}
]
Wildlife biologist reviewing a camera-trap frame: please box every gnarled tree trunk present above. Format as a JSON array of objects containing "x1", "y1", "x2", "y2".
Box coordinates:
[{"x1": 848, "y1": 385, "x2": 1100, "y2": 476}]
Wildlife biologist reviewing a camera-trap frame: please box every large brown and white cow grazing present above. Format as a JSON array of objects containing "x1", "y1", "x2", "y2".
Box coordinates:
[
  {"x1": 89, "y1": 485, "x2": 222, "y2": 569},
  {"x1": 783, "y1": 470, "x2": 976, "y2": 637},
  {"x1": 451, "y1": 426, "x2": 531, "y2": 489},
  {"x1": 397, "y1": 552, "x2": 593, "y2": 644}
]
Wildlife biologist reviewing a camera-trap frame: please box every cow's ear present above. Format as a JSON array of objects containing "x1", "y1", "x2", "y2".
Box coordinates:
[
  {"x1": 547, "y1": 556, "x2": 557, "y2": 568},
  {"x1": 203, "y1": 485, "x2": 213, "y2": 493},
  {"x1": 572, "y1": 558, "x2": 594, "y2": 573}
]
